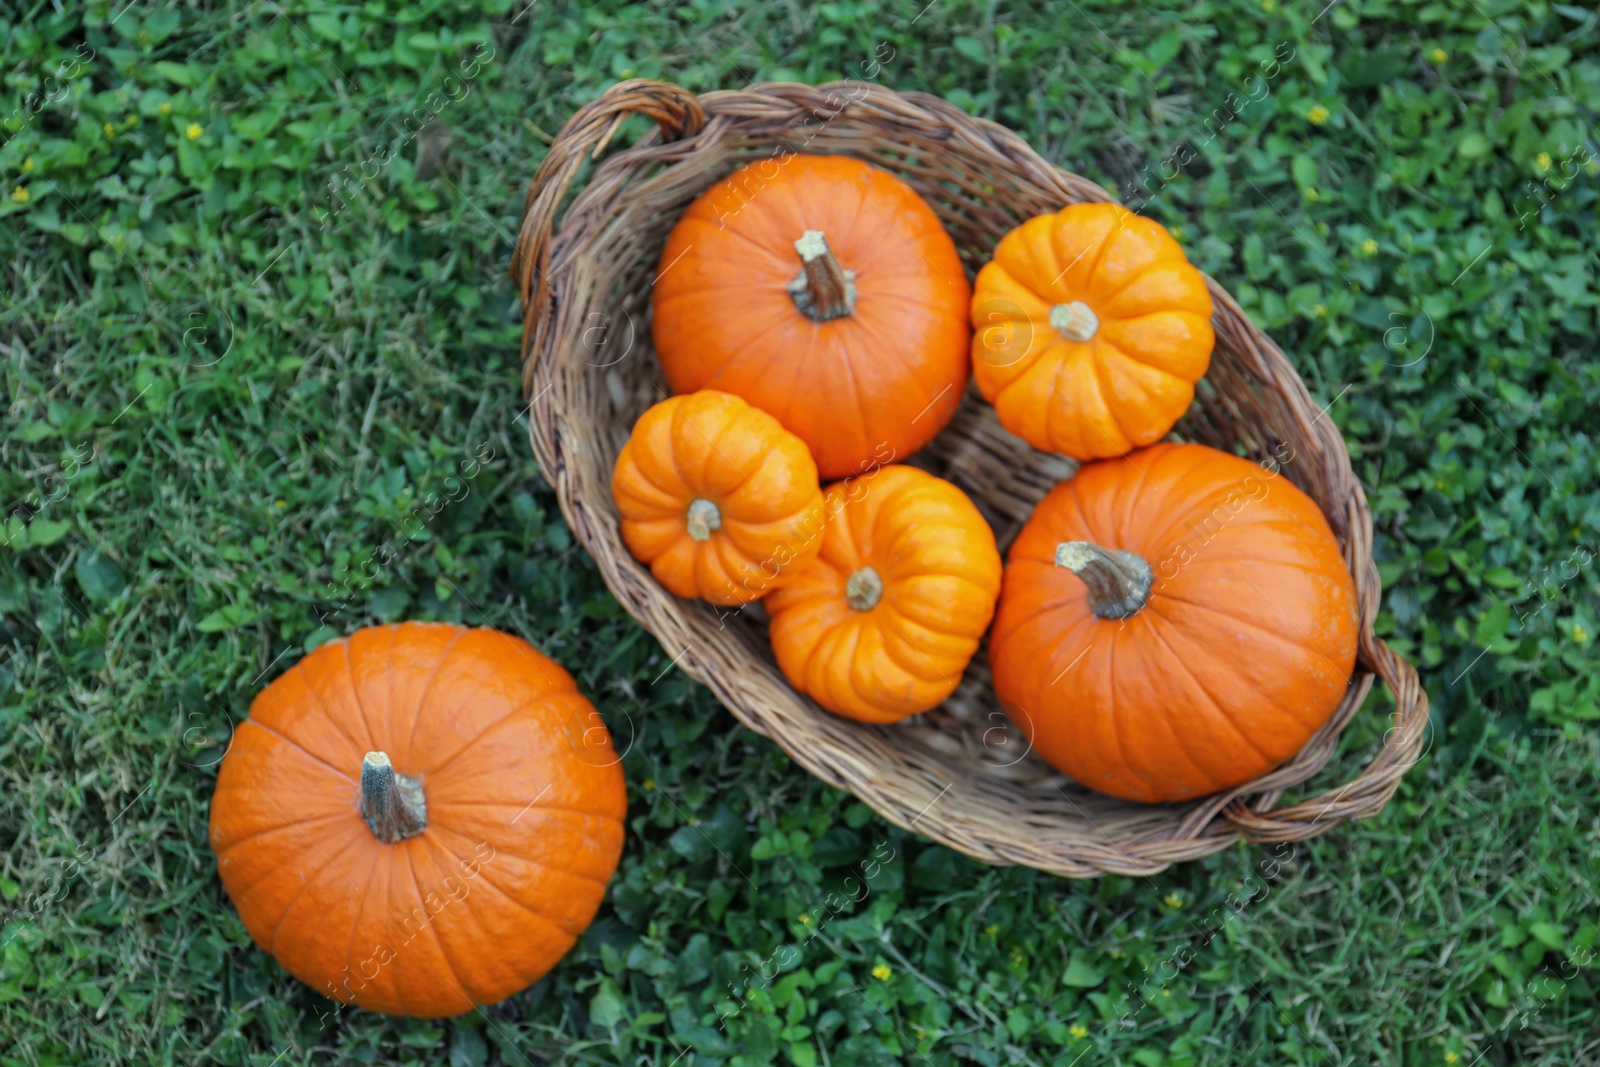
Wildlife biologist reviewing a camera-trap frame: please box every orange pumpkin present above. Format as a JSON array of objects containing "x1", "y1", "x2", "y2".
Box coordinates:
[
  {"x1": 611, "y1": 390, "x2": 826, "y2": 605},
  {"x1": 988, "y1": 443, "x2": 1358, "y2": 803},
  {"x1": 652, "y1": 154, "x2": 971, "y2": 479},
  {"x1": 209, "y1": 623, "x2": 626, "y2": 1017},
  {"x1": 765, "y1": 465, "x2": 1001, "y2": 723},
  {"x1": 970, "y1": 203, "x2": 1214, "y2": 459}
]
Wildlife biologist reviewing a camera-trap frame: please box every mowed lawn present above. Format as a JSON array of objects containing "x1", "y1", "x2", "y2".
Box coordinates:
[{"x1": 2, "y1": 0, "x2": 1598, "y2": 1064}]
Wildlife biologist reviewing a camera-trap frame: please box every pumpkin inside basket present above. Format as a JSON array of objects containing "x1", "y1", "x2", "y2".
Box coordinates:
[{"x1": 512, "y1": 79, "x2": 1427, "y2": 878}]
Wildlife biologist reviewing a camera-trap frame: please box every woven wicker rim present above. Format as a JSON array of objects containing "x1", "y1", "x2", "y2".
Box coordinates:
[{"x1": 512, "y1": 79, "x2": 1428, "y2": 878}]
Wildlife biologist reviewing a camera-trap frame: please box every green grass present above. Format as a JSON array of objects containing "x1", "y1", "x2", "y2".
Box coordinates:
[{"x1": 2, "y1": 0, "x2": 1599, "y2": 1063}]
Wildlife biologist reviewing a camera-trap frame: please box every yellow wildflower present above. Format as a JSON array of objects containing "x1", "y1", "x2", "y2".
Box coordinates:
[
  {"x1": 1070, "y1": 1024, "x2": 1089, "y2": 1039},
  {"x1": 1163, "y1": 892, "x2": 1184, "y2": 908},
  {"x1": 186, "y1": 123, "x2": 203, "y2": 141},
  {"x1": 1361, "y1": 238, "x2": 1378, "y2": 256},
  {"x1": 1429, "y1": 49, "x2": 1448, "y2": 64},
  {"x1": 10, "y1": 186, "x2": 28, "y2": 203},
  {"x1": 22, "y1": 157, "x2": 35, "y2": 172},
  {"x1": 1575, "y1": 626, "x2": 1590, "y2": 644},
  {"x1": 1307, "y1": 105, "x2": 1331, "y2": 125},
  {"x1": 158, "y1": 102, "x2": 173, "y2": 114},
  {"x1": 103, "y1": 122, "x2": 116, "y2": 137},
  {"x1": 1535, "y1": 152, "x2": 1552, "y2": 172},
  {"x1": 871, "y1": 964, "x2": 892, "y2": 981}
]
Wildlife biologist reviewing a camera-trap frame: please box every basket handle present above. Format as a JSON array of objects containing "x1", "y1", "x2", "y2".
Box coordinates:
[
  {"x1": 511, "y1": 79, "x2": 705, "y2": 327},
  {"x1": 1221, "y1": 635, "x2": 1430, "y2": 840}
]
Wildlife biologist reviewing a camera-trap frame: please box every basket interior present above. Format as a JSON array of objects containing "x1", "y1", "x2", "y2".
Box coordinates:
[{"x1": 533, "y1": 109, "x2": 1377, "y2": 876}]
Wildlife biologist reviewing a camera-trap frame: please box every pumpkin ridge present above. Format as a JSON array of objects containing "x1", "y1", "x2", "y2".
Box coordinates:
[
  {"x1": 1099, "y1": 447, "x2": 1222, "y2": 536},
  {"x1": 401, "y1": 629, "x2": 470, "y2": 768},
  {"x1": 1234, "y1": 572, "x2": 1350, "y2": 671},
  {"x1": 794, "y1": 605, "x2": 847, "y2": 699},
  {"x1": 238, "y1": 717, "x2": 357, "y2": 783},
  {"x1": 1064, "y1": 468, "x2": 1118, "y2": 552},
  {"x1": 849, "y1": 304, "x2": 946, "y2": 402},
  {"x1": 974, "y1": 262, "x2": 1052, "y2": 383},
  {"x1": 1092, "y1": 330, "x2": 1196, "y2": 383},
  {"x1": 417, "y1": 692, "x2": 564, "y2": 779},
  {"x1": 1137, "y1": 608, "x2": 1282, "y2": 768},
  {"x1": 1052, "y1": 207, "x2": 1120, "y2": 305},
  {"x1": 1084, "y1": 213, "x2": 1176, "y2": 303},
  {"x1": 887, "y1": 572, "x2": 1001, "y2": 636},
  {"x1": 678, "y1": 212, "x2": 792, "y2": 267},
  {"x1": 867, "y1": 603, "x2": 954, "y2": 688},
  {"x1": 379, "y1": 623, "x2": 404, "y2": 766},
  {"x1": 1088, "y1": 340, "x2": 1141, "y2": 451},
  {"x1": 337, "y1": 850, "x2": 384, "y2": 1007},
  {"x1": 400, "y1": 844, "x2": 478, "y2": 1011},
  {"x1": 699, "y1": 397, "x2": 770, "y2": 492},
  {"x1": 1088, "y1": 251, "x2": 1174, "y2": 309},
  {"x1": 293, "y1": 656, "x2": 377, "y2": 770},
  {"x1": 343, "y1": 639, "x2": 382, "y2": 755},
  {"x1": 212, "y1": 809, "x2": 352, "y2": 858},
  {"x1": 1100, "y1": 625, "x2": 1143, "y2": 795},
  {"x1": 427, "y1": 827, "x2": 584, "y2": 937},
  {"x1": 871, "y1": 609, "x2": 950, "y2": 680},
  {"x1": 862, "y1": 469, "x2": 922, "y2": 556},
  {"x1": 876, "y1": 607, "x2": 960, "y2": 684},
  {"x1": 707, "y1": 309, "x2": 816, "y2": 427},
  {"x1": 434, "y1": 800, "x2": 624, "y2": 832},
  {"x1": 1040, "y1": 338, "x2": 1077, "y2": 453},
  {"x1": 829, "y1": 328, "x2": 875, "y2": 472},
  {"x1": 1149, "y1": 592, "x2": 1336, "y2": 669},
  {"x1": 264, "y1": 831, "x2": 365, "y2": 957},
  {"x1": 1105, "y1": 617, "x2": 1224, "y2": 792}
]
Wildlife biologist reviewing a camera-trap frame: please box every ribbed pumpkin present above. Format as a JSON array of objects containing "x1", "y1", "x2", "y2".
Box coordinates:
[
  {"x1": 970, "y1": 202, "x2": 1214, "y2": 459},
  {"x1": 765, "y1": 464, "x2": 1001, "y2": 723},
  {"x1": 988, "y1": 443, "x2": 1358, "y2": 803},
  {"x1": 652, "y1": 154, "x2": 971, "y2": 479},
  {"x1": 209, "y1": 623, "x2": 627, "y2": 1017},
  {"x1": 611, "y1": 390, "x2": 825, "y2": 605}
]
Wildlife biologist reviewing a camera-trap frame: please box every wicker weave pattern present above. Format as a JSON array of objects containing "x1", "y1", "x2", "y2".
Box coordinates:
[{"x1": 513, "y1": 79, "x2": 1428, "y2": 877}]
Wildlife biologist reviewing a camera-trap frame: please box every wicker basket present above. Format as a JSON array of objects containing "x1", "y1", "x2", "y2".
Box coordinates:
[{"x1": 511, "y1": 79, "x2": 1427, "y2": 878}]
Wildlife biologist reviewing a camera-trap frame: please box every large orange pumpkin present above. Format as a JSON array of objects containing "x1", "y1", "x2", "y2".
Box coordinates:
[
  {"x1": 209, "y1": 623, "x2": 626, "y2": 1017},
  {"x1": 970, "y1": 203, "x2": 1214, "y2": 459},
  {"x1": 765, "y1": 465, "x2": 1001, "y2": 723},
  {"x1": 988, "y1": 443, "x2": 1358, "y2": 803},
  {"x1": 611, "y1": 390, "x2": 825, "y2": 605},
  {"x1": 652, "y1": 154, "x2": 971, "y2": 479}
]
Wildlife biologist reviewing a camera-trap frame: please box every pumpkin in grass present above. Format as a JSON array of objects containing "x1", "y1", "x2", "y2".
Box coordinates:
[
  {"x1": 970, "y1": 202, "x2": 1215, "y2": 460},
  {"x1": 612, "y1": 390, "x2": 826, "y2": 605},
  {"x1": 652, "y1": 154, "x2": 971, "y2": 479},
  {"x1": 988, "y1": 443, "x2": 1359, "y2": 803},
  {"x1": 765, "y1": 465, "x2": 1001, "y2": 723},
  {"x1": 209, "y1": 622, "x2": 626, "y2": 1018}
]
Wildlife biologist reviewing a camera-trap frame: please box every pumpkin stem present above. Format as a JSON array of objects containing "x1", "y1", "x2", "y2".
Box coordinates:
[
  {"x1": 845, "y1": 566, "x2": 883, "y2": 611},
  {"x1": 360, "y1": 751, "x2": 428, "y2": 843},
  {"x1": 789, "y1": 230, "x2": 857, "y2": 321},
  {"x1": 685, "y1": 498, "x2": 721, "y2": 542},
  {"x1": 1050, "y1": 301, "x2": 1099, "y2": 342},
  {"x1": 1055, "y1": 541, "x2": 1152, "y2": 620}
]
